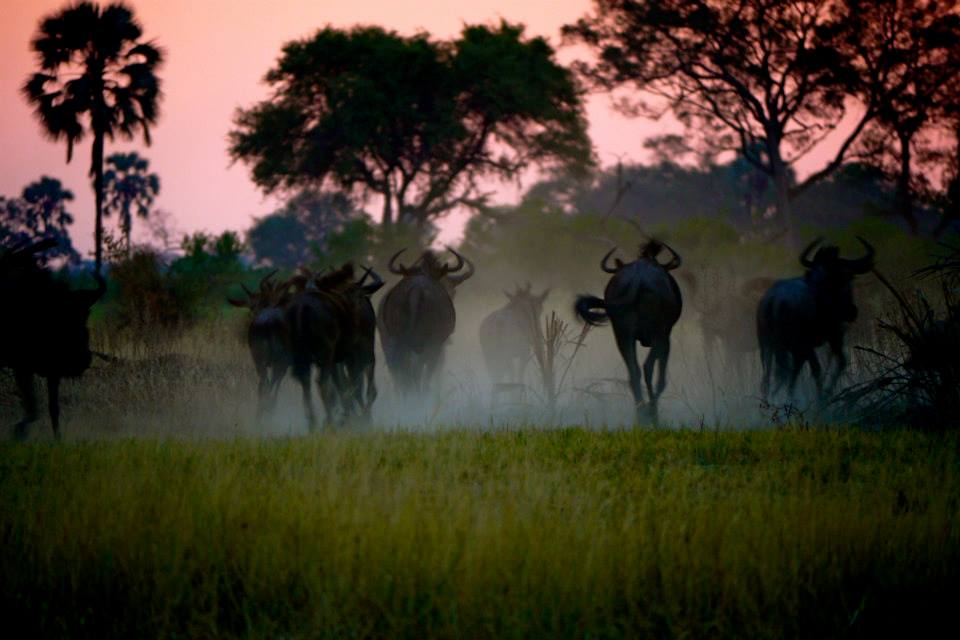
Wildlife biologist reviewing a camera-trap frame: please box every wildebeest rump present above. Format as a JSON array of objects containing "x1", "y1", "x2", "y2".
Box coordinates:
[
  {"x1": 479, "y1": 282, "x2": 550, "y2": 386},
  {"x1": 228, "y1": 271, "x2": 294, "y2": 419},
  {"x1": 378, "y1": 248, "x2": 474, "y2": 395},
  {"x1": 0, "y1": 239, "x2": 106, "y2": 439},
  {"x1": 575, "y1": 240, "x2": 683, "y2": 423},
  {"x1": 757, "y1": 237, "x2": 875, "y2": 402}
]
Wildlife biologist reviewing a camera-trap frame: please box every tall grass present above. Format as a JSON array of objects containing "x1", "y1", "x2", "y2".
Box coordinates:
[{"x1": 2, "y1": 428, "x2": 957, "y2": 638}]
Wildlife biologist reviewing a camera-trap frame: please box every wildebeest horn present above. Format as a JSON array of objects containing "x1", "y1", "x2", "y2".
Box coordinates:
[
  {"x1": 447, "y1": 251, "x2": 475, "y2": 285},
  {"x1": 845, "y1": 236, "x2": 875, "y2": 274},
  {"x1": 800, "y1": 237, "x2": 824, "y2": 268},
  {"x1": 601, "y1": 248, "x2": 620, "y2": 273},
  {"x1": 658, "y1": 242, "x2": 682, "y2": 270},
  {"x1": 444, "y1": 246, "x2": 466, "y2": 274},
  {"x1": 240, "y1": 283, "x2": 255, "y2": 298},
  {"x1": 259, "y1": 269, "x2": 279, "y2": 292},
  {"x1": 359, "y1": 266, "x2": 385, "y2": 295},
  {"x1": 388, "y1": 249, "x2": 411, "y2": 275}
]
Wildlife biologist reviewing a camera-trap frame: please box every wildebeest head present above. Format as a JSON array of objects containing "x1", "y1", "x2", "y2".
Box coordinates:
[
  {"x1": 799, "y1": 236, "x2": 875, "y2": 322},
  {"x1": 227, "y1": 270, "x2": 294, "y2": 315},
  {"x1": 503, "y1": 281, "x2": 550, "y2": 319},
  {"x1": 388, "y1": 246, "x2": 475, "y2": 295},
  {"x1": 601, "y1": 239, "x2": 682, "y2": 273}
]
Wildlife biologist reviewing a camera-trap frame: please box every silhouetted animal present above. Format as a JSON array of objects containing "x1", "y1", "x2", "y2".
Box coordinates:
[
  {"x1": 479, "y1": 282, "x2": 550, "y2": 385},
  {"x1": 378, "y1": 248, "x2": 474, "y2": 395},
  {"x1": 228, "y1": 271, "x2": 294, "y2": 420},
  {"x1": 757, "y1": 237, "x2": 875, "y2": 402},
  {"x1": 0, "y1": 239, "x2": 105, "y2": 439},
  {"x1": 575, "y1": 240, "x2": 683, "y2": 423}
]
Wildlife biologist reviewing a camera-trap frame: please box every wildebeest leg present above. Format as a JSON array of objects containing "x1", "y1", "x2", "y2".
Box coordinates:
[
  {"x1": 267, "y1": 364, "x2": 287, "y2": 412},
  {"x1": 362, "y1": 362, "x2": 377, "y2": 422},
  {"x1": 293, "y1": 363, "x2": 316, "y2": 431},
  {"x1": 612, "y1": 323, "x2": 644, "y2": 422},
  {"x1": 648, "y1": 337, "x2": 671, "y2": 424},
  {"x1": 46, "y1": 376, "x2": 61, "y2": 439},
  {"x1": 785, "y1": 349, "x2": 809, "y2": 400},
  {"x1": 825, "y1": 333, "x2": 847, "y2": 396},
  {"x1": 316, "y1": 363, "x2": 340, "y2": 428},
  {"x1": 805, "y1": 350, "x2": 824, "y2": 406},
  {"x1": 255, "y1": 365, "x2": 271, "y2": 420},
  {"x1": 13, "y1": 369, "x2": 37, "y2": 441}
]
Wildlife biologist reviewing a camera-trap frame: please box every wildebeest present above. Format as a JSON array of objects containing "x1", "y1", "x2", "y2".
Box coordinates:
[
  {"x1": 575, "y1": 240, "x2": 683, "y2": 423},
  {"x1": 378, "y1": 247, "x2": 474, "y2": 395},
  {"x1": 0, "y1": 239, "x2": 106, "y2": 439},
  {"x1": 228, "y1": 271, "x2": 294, "y2": 419},
  {"x1": 479, "y1": 282, "x2": 550, "y2": 386},
  {"x1": 757, "y1": 237, "x2": 875, "y2": 402}
]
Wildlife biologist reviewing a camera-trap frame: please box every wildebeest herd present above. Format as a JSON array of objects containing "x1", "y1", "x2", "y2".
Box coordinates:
[{"x1": 1, "y1": 236, "x2": 877, "y2": 438}]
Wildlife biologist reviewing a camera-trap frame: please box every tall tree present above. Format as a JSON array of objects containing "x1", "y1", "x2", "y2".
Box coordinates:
[
  {"x1": 23, "y1": 1, "x2": 163, "y2": 273},
  {"x1": 230, "y1": 22, "x2": 592, "y2": 230},
  {"x1": 842, "y1": 0, "x2": 960, "y2": 232},
  {"x1": 103, "y1": 151, "x2": 160, "y2": 254},
  {"x1": 0, "y1": 176, "x2": 80, "y2": 264},
  {"x1": 564, "y1": 0, "x2": 887, "y2": 235}
]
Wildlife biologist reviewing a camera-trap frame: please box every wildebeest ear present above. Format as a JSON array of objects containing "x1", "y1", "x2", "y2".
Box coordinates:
[{"x1": 227, "y1": 297, "x2": 248, "y2": 308}]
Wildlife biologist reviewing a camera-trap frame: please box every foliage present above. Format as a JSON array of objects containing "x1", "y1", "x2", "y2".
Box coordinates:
[
  {"x1": 563, "y1": 0, "x2": 958, "y2": 230},
  {"x1": 23, "y1": 1, "x2": 163, "y2": 272},
  {"x1": 230, "y1": 22, "x2": 592, "y2": 228},
  {"x1": 247, "y1": 190, "x2": 364, "y2": 268},
  {"x1": 1, "y1": 429, "x2": 958, "y2": 638},
  {"x1": 103, "y1": 151, "x2": 161, "y2": 253},
  {"x1": 0, "y1": 176, "x2": 79, "y2": 264}
]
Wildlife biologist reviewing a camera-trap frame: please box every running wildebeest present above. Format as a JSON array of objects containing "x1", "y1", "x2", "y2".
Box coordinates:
[
  {"x1": 286, "y1": 263, "x2": 384, "y2": 428},
  {"x1": 378, "y1": 247, "x2": 474, "y2": 395},
  {"x1": 0, "y1": 239, "x2": 106, "y2": 439},
  {"x1": 575, "y1": 240, "x2": 684, "y2": 423},
  {"x1": 757, "y1": 237, "x2": 875, "y2": 403},
  {"x1": 479, "y1": 282, "x2": 550, "y2": 386},
  {"x1": 228, "y1": 271, "x2": 295, "y2": 419}
]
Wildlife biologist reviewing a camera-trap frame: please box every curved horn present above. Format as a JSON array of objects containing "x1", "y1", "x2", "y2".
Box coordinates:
[
  {"x1": 444, "y1": 245, "x2": 466, "y2": 274},
  {"x1": 360, "y1": 266, "x2": 385, "y2": 294},
  {"x1": 800, "y1": 237, "x2": 824, "y2": 269},
  {"x1": 259, "y1": 269, "x2": 279, "y2": 292},
  {"x1": 447, "y1": 253, "x2": 475, "y2": 286},
  {"x1": 388, "y1": 248, "x2": 410, "y2": 275},
  {"x1": 658, "y1": 241, "x2": 682, "y2": 271},
  {"x1": 601, "y1": 247, "x2": 620, "y2": 273},
  {"x1": 845, "y1": 236, "x2": 876, "y2": 274},
  {"x1": 240, "y1": 283, "x2": 255, "y2": 298}
]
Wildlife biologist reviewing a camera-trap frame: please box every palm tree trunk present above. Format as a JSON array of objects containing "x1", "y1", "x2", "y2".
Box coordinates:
[{"x1": 92, "y1": 131, "x2": 105, "y2": 274}]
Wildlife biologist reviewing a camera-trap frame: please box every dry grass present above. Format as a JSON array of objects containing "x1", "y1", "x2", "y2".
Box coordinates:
[{"x1": 1, "y1": 427, "x2": 958, "y2": 638}]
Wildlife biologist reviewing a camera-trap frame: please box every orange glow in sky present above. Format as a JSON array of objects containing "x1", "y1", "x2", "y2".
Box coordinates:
[{"x1": 1, "y1": 0, "x2": 844, "y2": 254}]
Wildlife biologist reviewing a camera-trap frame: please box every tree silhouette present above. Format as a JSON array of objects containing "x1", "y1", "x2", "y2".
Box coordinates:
[
  {"x1": 841, "y1": 0, "x2": 960, "y2": 232},
  {"x1": 23, "y1": 1, "x2": 163, "y2": 273},
  {"x1": 230, "y1": 22, "x2": 592, "y2": 230},
  {"x1": 103, "y1": 151, "x2": 160, "y2": 254},
  {"x1": 1, "y1": 177, "x2": 80, "y2": 264},
  {"x1": 564, "y1": 0, "x2": 894, "y2": 236}
]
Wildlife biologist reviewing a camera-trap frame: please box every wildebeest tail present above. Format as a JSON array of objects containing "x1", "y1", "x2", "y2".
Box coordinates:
[{"x1": 575, "y1": 294, "x2": 608, "y2": 326}]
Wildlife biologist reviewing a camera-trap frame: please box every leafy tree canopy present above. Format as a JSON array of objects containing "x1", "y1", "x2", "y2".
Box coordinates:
[
  {"x1": 230, "y1": 22, "x2": 593, "y2": 229},
  {"x1": 0, "y1": 176, "x2": 80, "y2": 264}
]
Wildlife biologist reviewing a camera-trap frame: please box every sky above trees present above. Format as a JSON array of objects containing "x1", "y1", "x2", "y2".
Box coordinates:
[{"x1": 0, "y1": 0, "x2": 873, "y2": 254}]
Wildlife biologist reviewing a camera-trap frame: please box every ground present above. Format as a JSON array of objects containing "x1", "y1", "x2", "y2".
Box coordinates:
[{"x1": 1, "y1": 427, "x2": 957, "y2": 638}]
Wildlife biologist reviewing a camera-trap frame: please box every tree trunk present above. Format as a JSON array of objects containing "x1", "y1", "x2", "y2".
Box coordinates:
[
  {"x1": 895, "y1": 129, "x2": 918, "y2": 234},
  {"x1": 381, "y1": 184, "x2": 393, "y2": 228},
  {"x1": 92, "y1": 131, "x2": 105, "y2": 274}
]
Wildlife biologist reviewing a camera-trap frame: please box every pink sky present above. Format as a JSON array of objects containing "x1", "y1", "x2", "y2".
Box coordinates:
[{"x1": 0, "y1": 0, "x2": 839, "y2": 255}]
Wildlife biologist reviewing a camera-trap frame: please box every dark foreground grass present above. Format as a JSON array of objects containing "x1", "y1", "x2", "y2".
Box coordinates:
[{"x1": 1, "y1": 428, "x2": 958, "y2": 639}]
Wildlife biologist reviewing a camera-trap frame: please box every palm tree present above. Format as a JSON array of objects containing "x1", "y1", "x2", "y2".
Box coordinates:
[
  {"x1": 23, "y1": 2, "x2": 162, "y2": 274},
  {"x1": 103, "y1": 151, "x2": 160, "y2": 255}
]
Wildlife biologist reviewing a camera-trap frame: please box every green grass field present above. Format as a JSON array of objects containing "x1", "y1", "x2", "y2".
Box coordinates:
[{"x1": 1, "y1": 428, "x2": 958, "y2": 639}]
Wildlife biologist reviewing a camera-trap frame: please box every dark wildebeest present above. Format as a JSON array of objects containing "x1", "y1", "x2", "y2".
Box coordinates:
[
  {"x1": 228, "y1": 271, "x2": 295, "y2": 420},
  {"x1": 297, "y1": 264, "x2": 384, "y2": 422},
  {"x1": 575, "y1": 240, "x2": 683, "y2": 423},
  {"x1": 378, "y1": 248, "x2": 474, "y2": 395},
  {"x1": 0, "y1": 239, "x2": 106, "y2": 439},
  {"x1": 286, "y1": 263, "x2": 384, "y2": 428},
  {"x1": 479, "y1": 282, "x2": 550, "y2": 386},
  {"x1": 757, "y1": 237, "x2": 875, "y2": 402}
]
